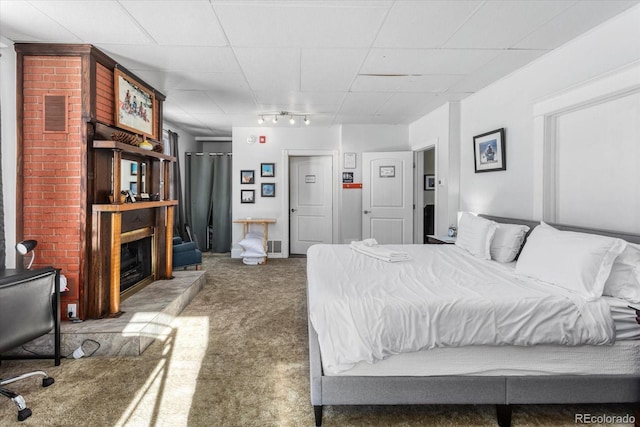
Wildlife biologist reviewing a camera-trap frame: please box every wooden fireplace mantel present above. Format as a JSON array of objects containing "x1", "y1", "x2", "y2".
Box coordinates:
[
  {"x1": 91, "y1": 203, "x2": 176, "y2": 318},
  {"x1": 90, "y1": 133, "x2": 177, "y2": 319},
  {"x1": 93, "y1": 200, "x2": 178, "y2": 212}
]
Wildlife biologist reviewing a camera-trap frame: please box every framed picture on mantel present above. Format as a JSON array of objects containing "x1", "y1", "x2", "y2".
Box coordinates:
[{"x1": 114, "y1": 68, "x2": 156, "y2": 140}]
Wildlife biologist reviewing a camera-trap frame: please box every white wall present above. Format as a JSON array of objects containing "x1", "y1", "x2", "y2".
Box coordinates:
[
  {"x1": 230, "y1": 124, "x2": 409, "y2": 256},
  {"x1": 554, "y1": 91, "x2": 640, "y2": 231},
  {"x1": 1, "y1": 37, "x2": 17, "y2": 268},
  {"x1": 409, "y1": 102, "x2": 460, "y2": 234},
  {"x1": 339, "y1": 124, "x2": 409, "y2": 243},
  {"x1": 459, "y1": 6, "x2": 640, "y2": 225},
  {"x1": 231, "y1": 126, "x2": 341, "y2": 257}
]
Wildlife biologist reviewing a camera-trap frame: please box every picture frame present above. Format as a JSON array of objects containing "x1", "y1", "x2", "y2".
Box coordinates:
[
  {"x1": 114, "y1": 68, "x2": 156, "y2": 139},
  {"x1": 241, "y1": 170, "x2": 255, "y2": 184},
  {"x1": 424, "y1": 174, "x2": 435, "y2": 191},
  {"x1": 130, "y1": 163, "x2": 138, "y2": 176},
  {"x1": 473, "y1": 128, "x2": 506, "y2": 173},
  {"x1": 129, "y1": 182, "x2": 137, "y2": 193},
  {"x1": 344, "y1": 152, "x2": 356, "y2": 169},
  {"x1": 380, "y1": 166, "x2": 395, "y2": 178},
  {"x1": 261, "y1": 163, "x2": 275, "y2": 177},
  {"x1": 261, "y1": 183, "x2": 275, "y2": 197},
  {"x1": 241, "y1": 189, "x2": 255, "y2": 204}
]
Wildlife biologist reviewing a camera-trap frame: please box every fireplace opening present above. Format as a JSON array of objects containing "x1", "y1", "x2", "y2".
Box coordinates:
[{"x1": 120, "y1": 237, "x2": 152, "y2": 294}]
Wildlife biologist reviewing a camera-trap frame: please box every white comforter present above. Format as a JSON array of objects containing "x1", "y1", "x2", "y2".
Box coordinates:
[{"x1": 307, "y1": 244, "x2": 615, "y2": 374}]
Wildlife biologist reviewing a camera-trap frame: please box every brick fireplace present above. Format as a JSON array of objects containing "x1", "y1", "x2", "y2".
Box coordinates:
[{"x1": 15, "y1": 43, "x2": 176, "y2": 320}]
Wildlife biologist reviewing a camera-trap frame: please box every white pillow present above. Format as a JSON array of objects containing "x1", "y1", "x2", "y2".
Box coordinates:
[
  {"x1": 455, "y1": 212, "x2": 497, "y2": 260},
  {"x1": 490, "y1": 223, "x2": 530, "y2": 263},
  {"x1": 603, "y1": 243, "x2": 640, "y2": 302},
  {"x1": 239, "y1": 237, "x2": 266, "y2": 257},
  {"x1": 515, "y1": 222, "x2": 627, "y2": 299}
]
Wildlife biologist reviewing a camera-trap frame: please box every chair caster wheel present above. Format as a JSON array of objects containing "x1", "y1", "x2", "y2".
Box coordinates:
[
  {"x1": 43, "y1": 377, "x2": 55, "y2": 387},
  {"x1": 17, "y1": 407, "x2": 32, "y2": 421}
]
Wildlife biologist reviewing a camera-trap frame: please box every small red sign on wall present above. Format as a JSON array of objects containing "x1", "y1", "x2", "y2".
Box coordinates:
[
  {"x1": 343, "y1": 183, "x2": 362, "y2": 189},
  {"x1": 259, "y1": 135, "x2": 266, "y2": 143}
]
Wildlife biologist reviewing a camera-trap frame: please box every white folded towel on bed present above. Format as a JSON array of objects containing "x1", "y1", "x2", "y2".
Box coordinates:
[{"x1": 349, "y1": 239, "x2": 411, "y2": 262}]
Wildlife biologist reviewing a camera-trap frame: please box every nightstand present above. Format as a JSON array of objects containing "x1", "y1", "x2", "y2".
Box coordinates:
[{"x1": 426, "y1": 235, "x2": 457, "y2": 244}]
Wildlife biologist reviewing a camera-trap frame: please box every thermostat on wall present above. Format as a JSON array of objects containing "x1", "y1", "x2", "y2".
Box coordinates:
[{"x1": 247, "y1": 135, "x2": 256, "y2": 144}]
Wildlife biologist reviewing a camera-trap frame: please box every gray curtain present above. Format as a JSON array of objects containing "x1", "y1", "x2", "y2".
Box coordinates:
[
  {"x1": 168, "y1": 130, "x2": 187, "y2": 241},
  {"x1": 185, "y1": 153, "x2": 232, "y2": 252},
  {"x1": 209, "y1": 154, "x2": 232, "y2": 253}
]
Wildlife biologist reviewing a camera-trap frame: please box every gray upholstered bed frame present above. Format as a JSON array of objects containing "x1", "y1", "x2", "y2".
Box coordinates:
[{"x1": 308, "y1": 215, "x2": 640, "y2": 426}]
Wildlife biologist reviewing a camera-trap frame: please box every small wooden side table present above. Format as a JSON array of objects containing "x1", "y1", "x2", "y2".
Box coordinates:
[{"x1": 233, "y1": 218, "x2": 276, "y2": 263}]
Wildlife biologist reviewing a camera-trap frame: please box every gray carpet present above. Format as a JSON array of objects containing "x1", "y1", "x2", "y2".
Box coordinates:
[{"x1": 0, "y1": 254, "x2": 636, "y2": 426}]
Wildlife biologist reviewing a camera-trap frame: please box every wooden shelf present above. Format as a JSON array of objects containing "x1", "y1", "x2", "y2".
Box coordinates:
[
  {"x1": 92, "y1": 200, "x2": 178, "y2": 212},
  {"x1": 93, "y1": 140, "x2": 176, "y2": 162}
]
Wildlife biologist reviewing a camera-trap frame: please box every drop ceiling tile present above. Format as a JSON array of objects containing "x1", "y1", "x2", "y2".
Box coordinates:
[
  {"x1": 213, "y1": 1, "x2": 389, "y2": 48},
  {"x1": 351, "y1": 74, "x2": 463, "y2": 93},
  {"x1": 0, "y1": 1, "x2": 81, "y2": 42},
  {"x1": 165, "y1": 90, "x2": 224, "y2": 113},
  {"x1": 27, "y1": 0, "x2": 153, "y2": 44},
  {"x1": 374, "y1": 0, "x2": 482, "y2": 48},
  {"x1": 377, "y1": 93, "x2": 441, "y2": 119},
  {"x1": 120, "y1": 0, "x2": 227, "y2": 46},
  {"x1": 333, "y1": 114, "x2": 393, "y2": 124},
  {"x1": 206, "y1": 90, "x2": 258, "y2": 114},
  {"x1": 339, "y1": 92, "x2": 393, "y2": 115},
  {"x1": 447, "y1": 49, "x2": 548, "y2": 93},
  {"x1": 301, "y1": 48, "x2": 368, "y2": 91},
  {"x1": 97, "y1": 44, "x2": 240, "y2": 73},
  {"x1": 254, "y1": 91, "x2": 344, "y2": 107},
  {"x1": 514, "y1": 1, "x2": 640, "y2": 49},
  {"x1": 234, "y1": 47, "x2": 300, "y2": 91},
  {"x1": 361, "y1": 48, "x2": 503, "y2": 75},
  {"x1": 443, "y1": 0, "x2": 573, "y2": 49},
  {"x1": 167, "y1": 72, "x2": 251, "y2": 92}
]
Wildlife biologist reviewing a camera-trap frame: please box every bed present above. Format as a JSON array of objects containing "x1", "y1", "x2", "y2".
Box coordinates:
[{"x1": 307, "y1": 215, "x2": 640, "y2": 426}]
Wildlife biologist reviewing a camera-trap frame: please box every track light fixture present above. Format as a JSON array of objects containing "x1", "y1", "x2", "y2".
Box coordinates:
[{"x1": 258, "y1": 111, "x2": 310, "y2": 126}]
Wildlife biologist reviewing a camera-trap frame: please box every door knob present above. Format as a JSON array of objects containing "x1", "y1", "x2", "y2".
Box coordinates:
[
  {"x1": 291, "y1": 208, "x2": 297, "y2": 212},
  {"x1": 363, "y1": 210, "x2": 371, "y2": 214}
]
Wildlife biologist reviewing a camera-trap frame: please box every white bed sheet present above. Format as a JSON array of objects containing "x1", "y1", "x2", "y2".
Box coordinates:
[
  {"x1": 327, "y1": 340, "x2": 640, "y2": 377},
  {"x1": 308, "y1": 244, "x2": 616, "y2": 375}
]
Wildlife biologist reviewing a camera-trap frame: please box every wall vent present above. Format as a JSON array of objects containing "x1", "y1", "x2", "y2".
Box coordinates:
[
  {"x1": 44, "y1": 94, "x2": 68, "y2": 133},
  {"x1": 267, "y1": 240, "x2": 282, "y2": 254}
]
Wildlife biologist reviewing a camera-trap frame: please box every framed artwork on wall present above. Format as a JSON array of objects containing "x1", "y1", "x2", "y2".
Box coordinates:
[
  {"x1": 241, "y1": 189, "x2": 255, "y2": 204},
  {"x1": 261, "y1": 163, "x2": 275, "y2": 177},
  {"x1": 473, "y1": 128, "x2": 506, "y2": 173},
  {"x1": 261, "y1": 183, "x2": 275, "y2": 197},
  {"x1": 424, "y1": 174, "x2": 435, "y2": 190},
  {"x1": 114, "y1": 68, "x2": 156, "y2": 139},
  {"x1": 241, "y1": 170, "x2": 255, "y2": 184}
]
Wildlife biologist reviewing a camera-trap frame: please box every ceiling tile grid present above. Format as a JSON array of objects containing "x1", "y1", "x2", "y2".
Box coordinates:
[{"x1": 0, "y1": 0, "x2": 638, "y2": 135}]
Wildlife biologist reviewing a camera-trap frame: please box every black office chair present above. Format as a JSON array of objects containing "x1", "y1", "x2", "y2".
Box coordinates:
[{"x1": 0, "y1": 267, "x2": 57, "y2": 421}]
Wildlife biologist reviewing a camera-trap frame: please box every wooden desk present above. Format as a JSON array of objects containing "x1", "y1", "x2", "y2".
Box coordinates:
[{"x1": 233, "y1": 218, "x2": 276, "y2": 263}]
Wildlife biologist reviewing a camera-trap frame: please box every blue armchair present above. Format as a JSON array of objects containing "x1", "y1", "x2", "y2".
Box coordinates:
[{"x1": 172, "y1": 237, "x2": 202, "y2": 270}]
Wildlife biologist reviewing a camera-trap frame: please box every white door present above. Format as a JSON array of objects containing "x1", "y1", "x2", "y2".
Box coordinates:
[
  {"x1": 290, "y1": 156, "x2": 333, "y2": 254},
  {"x1": 362, "y1": 151, "x2": 414, "y2": 244}
]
